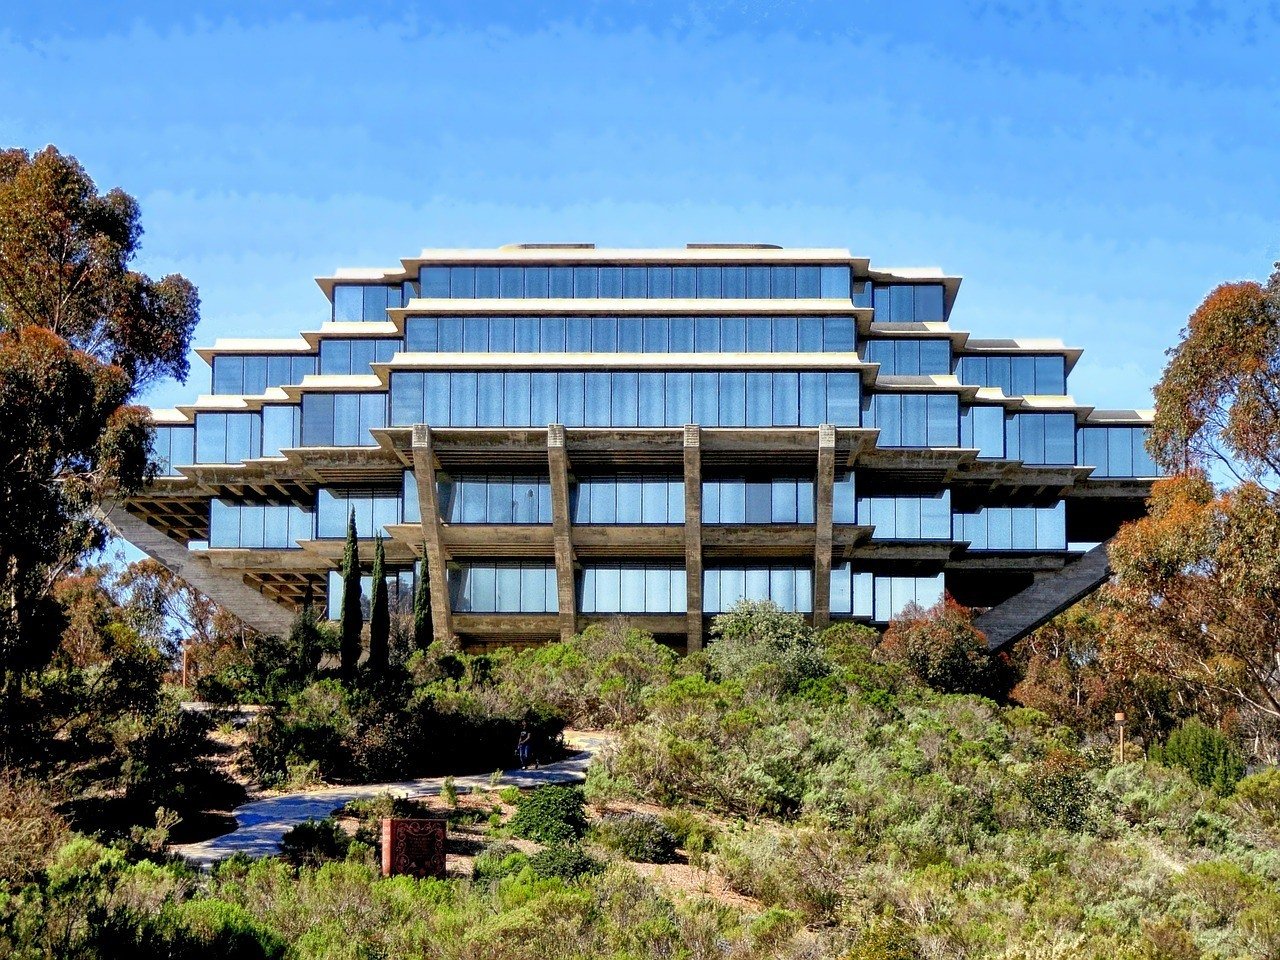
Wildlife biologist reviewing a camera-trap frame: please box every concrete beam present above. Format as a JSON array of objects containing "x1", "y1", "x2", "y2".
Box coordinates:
[
  {"x1": 813, "y1": 424, "x2": 836, "y2": 629},
  {"x1": 99, "y1": 504, "x2": 295, "y2": 636},
  {"x1": 976, "y1": 540, "x2": 1113, "y2": 651},
  {"x1": 410, "y1": 424, "x2": 455, "y2": 646},
  {"x1": 547, "y1": 424, "x2": 578, "y2": 641},
  {"x1": 683, "y1": 425, "x2": 704, "y2": 652}
]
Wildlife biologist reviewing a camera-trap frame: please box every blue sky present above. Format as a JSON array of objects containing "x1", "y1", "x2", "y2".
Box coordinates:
[{"x1": 2, "y1": 1, "x2": 1277, "y2": 414}]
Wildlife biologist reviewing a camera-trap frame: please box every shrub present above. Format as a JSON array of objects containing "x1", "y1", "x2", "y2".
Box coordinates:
[
  {"x1": 1151, "y1": 720, "x2": 1246, "y2": 795},
  {"x1": 706, "y1": 599, "x2": 829, "y2": 696},
  {"x1": 1234, "y1": 768, "x2": 1280, "y2": 827},
  {"x1": 594, "y1": 812, "x2": 679, "y2": 863},
  {"x1": 472, "y1": 840, "x2": 531, "y2": 880},
  {"x1": 0, "y1": 772, "x2": 70, "y2": 883},
  {"x1": 509, "y1": 785, "x2": 589, "y2": 844},
  {"x1": 278, "y1": 818, "x2": 351, "y2": 867},
  {"x1": 498, "y1": 786, "x2": 522, "y2": 805},
  {"x1": 441, "y1": 775, "x2": 458, "y2": 808},
  {"x1": 169, "y1": 898, "x2": 288, "y2": 959},
  {"x1": 877, "y1": 597, "x2": 996, "y2": 695},
  {"x1": 528, "y1": 843, "x2": 603, "y2": 880},
  {"x1": 1020, "y1": 749, "x2": 1096, "y2": 831}
]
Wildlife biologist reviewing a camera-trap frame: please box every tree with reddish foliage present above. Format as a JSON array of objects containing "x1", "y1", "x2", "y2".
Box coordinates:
[
  {"x1": 877, "y1": 597, "x2": 998, "y2": 695},
  {"x1": 0, "y1": 146, "x2": 198, "y2": 754}
]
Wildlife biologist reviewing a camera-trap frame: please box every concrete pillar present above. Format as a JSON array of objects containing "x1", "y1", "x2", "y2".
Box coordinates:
[
  {"x1": 683, "y1": 424, "x2": 704, "y2": 652},
  {"x1": 812, "y1": 423, "x2": 836, "y2": 629},
  {"x1": 410, "y1": 424, "x2": 455, "y2": 646},
  {"x1": 546, "y1": 424, "x2": 577, "y2": 642}
]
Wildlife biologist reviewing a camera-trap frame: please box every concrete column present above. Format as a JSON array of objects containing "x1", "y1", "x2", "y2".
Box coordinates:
[
  {"x1": 812, "y1": 423, "x2": 836, "y2": 629},
  {"x1": 683, "y1": 424, "x2": 704, "y2": 652},
  {"x1": 546, "y1": 424, "x2": 577, "y2": 641},
  {"x1": 410, "y1": 424, "x2": 455, "y2": 646}
]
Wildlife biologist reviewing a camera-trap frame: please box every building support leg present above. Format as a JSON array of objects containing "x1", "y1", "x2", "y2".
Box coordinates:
[
  {"x1": 812, "y1": 423, "x2": 836, "y2": 630},
  {"x1": 410, "y1": 424, "x2": 455, "y2": 646},
  {"x1": 683, "y1": 425, "x2": 704, "y2": 652},
  {"x1": 547, "y1": 424, "x2": 577, "y2": 642}
]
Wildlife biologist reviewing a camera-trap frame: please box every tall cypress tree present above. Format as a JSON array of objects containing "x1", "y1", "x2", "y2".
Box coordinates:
[
  {"x1": 413, "y1": 553, "x2": 432, "y2": 649},
  {"x1": 368, "y1": 535, "x2": 389, "y2": 676},
  {"x1": 339, "y1": 509, "x2": 362, "y2": 685}
]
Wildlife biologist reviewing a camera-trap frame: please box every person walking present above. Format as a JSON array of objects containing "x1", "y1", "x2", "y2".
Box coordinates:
[{"x1": 516, "y1": 725, "x2": 531, "y2": 769}]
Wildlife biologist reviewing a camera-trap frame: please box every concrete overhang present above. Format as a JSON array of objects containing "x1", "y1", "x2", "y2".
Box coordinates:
[
  {"x1": 195, "y1": 338, "x2": 312, "y2": 365},
  {"x1": 390, "y1": 298, "x2": 872, "y2": 320},
  {"x1": 961, "y1": 338, "x2": 1085, "y2": 375}
]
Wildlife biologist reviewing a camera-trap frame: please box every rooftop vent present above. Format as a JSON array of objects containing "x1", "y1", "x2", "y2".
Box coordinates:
[
  {"x1": 500, "y1": 243, "x2": 596, "y2": 250},
  {"x1": 686, "y1": 243, "x2": 783, "y2": 250}
]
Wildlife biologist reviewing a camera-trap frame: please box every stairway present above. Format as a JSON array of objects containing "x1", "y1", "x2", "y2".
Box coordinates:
[{"x1": 975, "y1": 541, "x2": 1112, "y2": 651}]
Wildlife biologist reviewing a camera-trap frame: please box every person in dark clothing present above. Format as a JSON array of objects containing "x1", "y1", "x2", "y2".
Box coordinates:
[{"x1": 517, "y1": 726, "x2": 531, "y2": 768}]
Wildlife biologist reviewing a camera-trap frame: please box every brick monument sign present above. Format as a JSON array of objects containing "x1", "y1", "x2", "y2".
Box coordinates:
[{"x1": 381, "y1": 818, "x2": 446, "y2": 878}]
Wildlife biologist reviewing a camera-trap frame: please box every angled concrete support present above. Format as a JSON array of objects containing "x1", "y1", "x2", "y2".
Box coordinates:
[
  {"x1": 547, "y1": 424, "x2": 578, "y2": 641},
  {"x1": 99, "y1": 504, "x2": 295, "y2": 636},
  {"x1": 976, "y1": 540, "x2": 1113, "y2": 651},
  {"x1": 410, "y1": 424, "x2": 455, "y2": 646},
  {"x1": 683, "y1": 425, "x2": 704, "y2": 652},
  {"x1": 812, "y1": 424, "x2": 836, "y2": 629}
]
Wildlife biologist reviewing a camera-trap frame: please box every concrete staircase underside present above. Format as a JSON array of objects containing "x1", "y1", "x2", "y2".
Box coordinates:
[
  {"x1": 976, "y1": 540, "x2": 1112, "y2": 651},
  {"x1": 99, "y1": 504, "x2": 296, "y2": 636}
]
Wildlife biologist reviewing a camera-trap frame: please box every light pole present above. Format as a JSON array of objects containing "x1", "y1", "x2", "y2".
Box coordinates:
[{"x1": 1116, "y1": 711, "x2": 1127, "y2": 764}]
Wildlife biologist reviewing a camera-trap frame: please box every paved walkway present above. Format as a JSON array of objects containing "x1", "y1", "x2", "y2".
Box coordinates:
[{"x1": 173, "y1": 732, "x2": 609, "y2": 868}]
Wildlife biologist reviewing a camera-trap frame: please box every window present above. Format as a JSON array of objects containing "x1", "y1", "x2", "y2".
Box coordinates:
[
  {"x1": 828, "y1": 567, "x2": 944, "y2": 621},
  {"x1": 872, "y1": 284, "x2": 946, "y2": 321},
  {"x1": 326, "y1": 568, "x2": 415, "y2": 620},
  {"x1": 703, "y1": 566, "x2": 813, "y2": 613},
  {"x1": 315, "y1": 487, "x2": 404, "y2": 539},
  {"x1": 702, "y1": 478, "x2": 814, "y2": 524},
  {"x1": 152, "y1": 425, "x2": 194, "y2": 476},
  {"x1": 858, "y1": 491, "x2": 952, "y2": 540},
  {"x1": 863, "y1": 339, "x2": 951, "y2": 375},
  {"x1": 1006, "y1": 413, "x2": 1076, "y2": 465},
  {"x1": 437, "y1": 474, "x2": 553, "y2": 524},
  {"x1": 194, "y1": 412, "x2": 261, "y2": 464},
  {"x1": 389, "y1": 369, "x2": 861, "y2": 428},
  {"x1": 579, "y1": 566, "x2": 686, "y2": 613},
  {"x1": 957, "y1": 502, "x2": 1066, "y2": 550},
  {"x1": 572, "y1": 477, "x2": 683, "y2": 524},
  {"x1": 209, "y1": 500, "x2": 312, "y2": 549},
  {"x1": 261, "y1": 405, "x2": 300, "y2": 456},
  {"x1": 960, "y1": 406, "x2": 1007, "y2": 458},
  {"x1": 332, "y1": 283, "x2": 404, "y2": 321},
  {"x1": 211, "y1": 354, "x2": 315, "y2": 394},
  {"x1": 862, "y1": 393, "x2": 959, "y2": 447},
  {"x1": 449, "y1": 563, "x2": 558, "y2": 613},
  {"x1": 1077, "y1": 427, "x2": 1159, "y2": 477},
  {"x1": 300, "y1": 393, "x2": 386, "y2": 447},
  {"x1": 956, "y1": 355, "x2": 1067, "y2": 395},
  {"x1": 318, "y1": 338, "x2": 401, "y2": 375}
]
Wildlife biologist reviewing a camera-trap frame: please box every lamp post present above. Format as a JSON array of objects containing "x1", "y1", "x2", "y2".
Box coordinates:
[{"x1": 1116, "y1": 711, "x2": 1127, "y2": 764}]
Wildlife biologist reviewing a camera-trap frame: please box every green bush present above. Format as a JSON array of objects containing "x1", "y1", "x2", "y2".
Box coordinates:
[
  {"x1": 706, "y1": 600, "x2": 829, "y2": 696},
  {"x1": 528, "y1": 843, "x2": 604, "y2": 880},
  {"x1": 1019, "y1": 749, "x2": 1096, "y2": 831},
  {"x1": 472, "y1": 840, "x2": 530, "y2": 880},
  {"x1": 509, "y1": 785, "x2": 589, "y2": 845},
  {"x1": 594, "y1": 812, "x2": 679, "y2": 863},
  {"x1": 1234, "y1": 768, "x2": 1280, "y2": 826},
  {"x1": 278, "y1": 818, "x2": 351, "y2": 867},
  {"x1": 1151, "y1": 719, "x2": 1246, "y2": 795},
  {"x1": 168, "y1": 898, "x2": 288, "y2": 960}
]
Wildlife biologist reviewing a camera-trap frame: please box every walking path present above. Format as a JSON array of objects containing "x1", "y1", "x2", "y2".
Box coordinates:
[{"x1": 172, "y1": 732, "x2": 609, "y2": 868}]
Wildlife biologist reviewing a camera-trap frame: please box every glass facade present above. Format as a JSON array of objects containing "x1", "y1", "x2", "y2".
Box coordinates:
[
  {"x1": 871, "y1": 284, "x2": 946, "y2": 322},
  {"x1": 703, "y1": 566, "x2": 814, "y2": 613},
  {"x1": 438, "y1": 474, "x2": 553, "y2": 524},
  {"x1": 195, "y1": 412, "x2": 262, "y2": 464},
  {"x1": 829, "y1": 566, "x2": 945, "y2": 621},
  {"x1": 419, "y1": 264, "x2": 851, "y2": 300},
  {"x1": 702, "y1": 478, "x2": 815, "y2": 524},
  {"x1": 1006, "y1": 413, "x2": 1076, "y2": 466},
  {"x1": 863, "y1": 339, "x2": 951, "y2": 375},
  {"x1": 956, "y1": 355, "x2": 1067, "y2": 396},
  {"x1": 300, "y1": 393, "x2": 387, "y2": 447},
  {"x1": 960, "y1": 406, "x2": 1007, "y2": 458},
  {"x1": 572, "y1": 476, "x2": 683, "y2": 524},
  {"x1": 579, "y1": 565, "x2": 687, "y2": 613},
  {"x1": 316, "y1": 487, "x2": 404, "y2": 539},
  {"x1": 211, "y1": 354, "x2": 315, "y2": 395},
  {"x1": 262, "y1": 405, "x2": 301, "y2": 457},
  {"x1": 152, "y1": 425, "x2": 194, "y2": 476},
  {"x1": 209, "y1": 500, "x2": 313, "y2": 549},
  {"x1": 956, "y1": 502, "x2": 1066, "y2": 551},
  {"x1": 449, "y1": 563, "x2": 558, "y2": 613},
  {"x1": 319, "y1": 338, "x2": 402, "y2": 375},
  {"x1": 404, "y1": 313, "x2": 856, "y2": 354},
  {"x1": 858, "y1": 491, "x2": 952, "y2": 540},
  {"x1": 1077, "y1": 427, "x2": 1159, "y2": 478},
  {"x1": 389, "y1": 369, "x2": 861, "y2": 428},
  {"x1": 862, "y1": 393, "x2": 960, "y2": 447},
  {"x1": 332, "y1": 283, "x2": 405, "y2": 321},
  {"x1": 326, "y1": 569, "x2": 415, "y2": 620}
]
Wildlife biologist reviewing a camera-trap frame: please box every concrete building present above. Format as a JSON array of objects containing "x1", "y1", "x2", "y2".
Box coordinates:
[{"x1": 116, "y1": 244, "x2": 1159, "y2": 651}]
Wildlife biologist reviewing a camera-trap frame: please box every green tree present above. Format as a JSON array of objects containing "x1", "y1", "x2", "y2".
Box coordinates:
[
  {"x1": 367, "y1": 536, "x2": 389, "y2": 677},
  {"x1": 1151, "y1": 719, "x2": 1246, "y2": 795},
  {"x1": 0, "y1": 146, "x2": 198, "y2": 754},
  {"x1": 339, "y1": 511, "x2": 362, "y2": 685},
  {"x1": 706, "y1": 600, "x2": 828, "y2": 696},
  {"x1": 412, "y1": 555, "x2": 432, "y2": 649}
]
